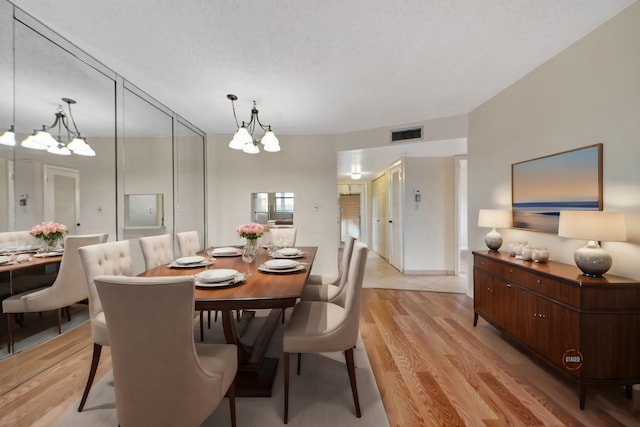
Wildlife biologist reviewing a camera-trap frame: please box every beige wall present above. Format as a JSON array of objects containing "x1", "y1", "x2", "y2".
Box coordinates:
[{"x1": 468, "y1": 2, "x2": 640, "y2": 286}]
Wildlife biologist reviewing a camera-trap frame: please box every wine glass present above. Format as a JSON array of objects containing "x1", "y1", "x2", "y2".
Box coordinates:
[
  {"x1": 242, "y1": 246, "x2": 257, "y2": 277},
  {"x1": 206, "y1": 247, "x2": 217, "y2": 269}
]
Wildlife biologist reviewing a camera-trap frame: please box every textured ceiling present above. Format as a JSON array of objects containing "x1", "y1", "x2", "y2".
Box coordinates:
[{"x1": 10, "y1": 0, "x2": 636, "y2": 138}]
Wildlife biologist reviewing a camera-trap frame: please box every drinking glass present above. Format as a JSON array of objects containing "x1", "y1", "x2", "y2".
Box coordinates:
[
  {"x1": 206, "y1": 247, "x2": 217, "y2": 269},
  {"x1": 242, "y1": 246, "x2": 257, "y2": 277}
]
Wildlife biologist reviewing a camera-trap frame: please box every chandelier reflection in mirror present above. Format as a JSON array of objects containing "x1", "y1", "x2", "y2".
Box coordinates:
[
  {"x1": 227, "y1": 94, "x2": 280, "y2": 154},
  {"x1": 20, "y1": 97, "x2": 96, "y2": 156}
]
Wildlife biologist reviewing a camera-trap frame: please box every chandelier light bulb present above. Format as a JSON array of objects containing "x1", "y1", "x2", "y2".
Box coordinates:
[
  {"x1": 260, "y1": 130, "x2": 279, "y2": 146},
  {"x1": 66, "y1": 137, "x2": 86, "y2": 151},
  {"x1": 263, "y1": 143, "x2": 280, "y2": 153},
  {"x1": 34, "y1": 130, "x2": 57, "y2": 147}
]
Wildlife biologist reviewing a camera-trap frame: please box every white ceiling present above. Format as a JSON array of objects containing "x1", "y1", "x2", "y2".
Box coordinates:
[{"x1": 10, "y1": 0, "x2": 636, "y2": 179}]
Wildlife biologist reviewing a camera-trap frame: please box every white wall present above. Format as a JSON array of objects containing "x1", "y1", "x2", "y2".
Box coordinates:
[
  {"x1": 468, "y1": 2, "x2": 640, "y2": 290},
  {"x1": 207, "y1": 133, "x2": 339, "y2": 276},
  {"x1": 403, "y1": 156, "x2": 455, "y2": 274}
]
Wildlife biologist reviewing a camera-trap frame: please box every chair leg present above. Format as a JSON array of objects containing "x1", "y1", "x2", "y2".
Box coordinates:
[
  {"x1": 199, "y1": 311, "x2": 204, "y2": 342},
  {"x1": 56, "y1": 308, "x2": 62, "y2": 334},
  {"x1": 214, "y1": 310, "x2": 219, "y2": 322},
  {"x1": 345, "y1": 348, "x2": 361, "y2": 418},
  {"x1": 78, "y1": 343, "x2": 102, "y2": 412},
  {"x1": 297, "y1": 352, "x2": 302, "y2": 375},
  {"x1": 65, "y1": 306, "x2": 71, "y2": 321},
  {"x1": 284, "y1": 352, "x2": 290, "y2": 424},
  {"x1": 6, "y1": 313, "x2": 14, "y2": 354},
  {"x1": 207, "y1": 310, "x2": 211, "y2": 329},
  {"x1": 228, "y1": 379, "x2": 236, "y2": 427}
]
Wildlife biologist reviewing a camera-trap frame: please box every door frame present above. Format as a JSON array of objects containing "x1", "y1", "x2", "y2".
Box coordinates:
[{"x1": 43, "y1": 164, "x2": 80, "y2": 233}]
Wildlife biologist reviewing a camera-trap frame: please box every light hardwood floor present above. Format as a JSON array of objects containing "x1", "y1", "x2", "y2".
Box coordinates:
[{"x1": 2, "y1": 254, "x2": 640, "y2": 426}]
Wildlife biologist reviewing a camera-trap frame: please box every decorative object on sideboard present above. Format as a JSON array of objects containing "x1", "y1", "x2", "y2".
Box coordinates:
[
  {"x1": 478, "y1": 209, "x2": 512, "y2": 251},
  {"x1": 531, "y1": 247, "x2": 550, "y2": 263},
  {"x1": 226, "y1": 94, "x2": 280, "y2": 154},
  {"x1": 20, "y1": 98, "x2": 96, "y2": 156},
  {"x1": 512, "y1": 242, "x2": 527, "y2": 259},
  {"x1": 521, "y1": 245, "x2": 533, "y2": 261},
  {"x1": 558, "y1": 210, "x2": 626, "y2": 277}
]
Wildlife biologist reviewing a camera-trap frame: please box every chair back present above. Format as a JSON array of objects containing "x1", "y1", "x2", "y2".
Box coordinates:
[
  {"x1": 176, "y1": 230, "x2": 200, "y2": 256},
  {"x1": 329, "y1": 234, "x2": 357, "y2": 307},
  {"x1": 270, "y1": 227, "x2": 297, "y2": 247},
  {"x1": 78, "y1": 240, "x2": 133, "y2": 345},
  {"x1": 45, "y1": 233, "x2": 108, "y2": 307},
  {"x1": 139, "y1": 234, "x2": 174, "y2": 270},
  {"x1": 94, "y1": 275, "x2": 227, "y2": 426},
  {"x1": 340, "y1": 241, "x2": 369, "y2": 344}
]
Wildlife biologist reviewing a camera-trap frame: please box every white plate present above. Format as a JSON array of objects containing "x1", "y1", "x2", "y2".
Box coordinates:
[
  {"x1": 169, "y1": 260, "x2": 212, "y2": 268},
  {"x1": 197, "y1": 269, "x2": 238, "y2": 283},
  {"x1": 277, "y1": 248, "x2": 301, "y2": 256},
  {"x1": 212, "y1": 247, "x2": 241, "y2": 256},
  {"x1": 258, "y1": 264, "x2": 305, "y2": 274},
  {"x1": 176, "y1": 256, "x2": 206, "y2": 265},
  {"x1": 0, "y1": 255, "x2": 10, "y2": 264},
  {"x1": 33, "y1": 251, "x2": 64, "y2": 258},
  {"x1": 264, "y1": 259, "x2": 299, "y2": 270}
]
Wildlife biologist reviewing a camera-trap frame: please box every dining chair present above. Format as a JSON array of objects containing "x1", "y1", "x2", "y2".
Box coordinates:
[
  {"x1": 139, "y1": 233, "x2": 174, "y2": 270},
  {"x1": 2, "y1": 233, "x2": 108, "y2": 354},
  {"x1": 283, "y1": 241, "x2": 368, "y2": 424},
  {"x1": 176, "y1": 230, "x2": 201, "y2": 257},
  {"x1": 77, "y1": 240, "x2": 133, "y2": 412},
  {"x1": 94, "y1": 275, "x2": 237, "y2": 427},
  {"x1": 269, "y1": 227, "x2": 297, "y2": 248},
  {"x1": 301, "y1": 234, "x2": 356, "y2": 306}
]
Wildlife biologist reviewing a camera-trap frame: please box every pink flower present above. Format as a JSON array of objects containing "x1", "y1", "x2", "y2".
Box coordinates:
[{"x1": 237, "y1": 222, "x2": 264, "y2": 240}]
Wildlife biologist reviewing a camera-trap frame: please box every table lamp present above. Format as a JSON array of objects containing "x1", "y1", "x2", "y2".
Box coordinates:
[
  {"x1": 558, "y1": 210, "x2": 627, "y2": 277},
  {"x1": 478, "y1": 209, "x2": 512, "y2": 251}
]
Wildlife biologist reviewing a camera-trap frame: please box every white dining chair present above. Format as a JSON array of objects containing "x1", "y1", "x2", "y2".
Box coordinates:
[
  {"x1": 270, "y1": 227, "x2": 297, "y2": 248},
  {"x1": 283, "y1": 241, "x2": 368, "y2": 423},
  {"x1": 2, "y1": 233, "x2": 108, "y2": 354},
  {"x1": 176, "y1": 230, "x2": 201, "y2": 257},
  {"x1": 139, "y1": 233, "x2": 174, "y2": 270},
  {"x1": 95, "y1": 275, "x2": 237, "y2": 427},
  {"x1": 77, "y1": 240, "x2": 133, "y2": 412},
  {"x1": 301, "y1": 234, "x2": 356, "y2": 306}
]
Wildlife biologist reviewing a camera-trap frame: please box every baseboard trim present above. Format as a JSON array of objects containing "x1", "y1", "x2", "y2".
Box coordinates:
[{"x1": 402, "y1": 269, "x2": 455, "y2": 276}]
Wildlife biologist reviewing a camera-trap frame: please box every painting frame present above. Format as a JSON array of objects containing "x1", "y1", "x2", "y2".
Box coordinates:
[{"x1": 511, "y1": 143, "x2": 602, "y2": 233}]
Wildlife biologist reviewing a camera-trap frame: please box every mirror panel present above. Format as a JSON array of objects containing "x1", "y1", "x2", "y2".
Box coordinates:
[
  {"x1": 125, "y1": 194, "x2": 164, "y2": 227},
  {"x1": 251, "y1": 192, "x2": 294, "y2": 225},
  {"x1": 0, "y1": 0, "x2": 14, "y2": 231}
]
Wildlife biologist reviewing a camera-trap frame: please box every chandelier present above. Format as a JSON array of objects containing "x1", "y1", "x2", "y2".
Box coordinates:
[
  {"x1": 20, "y1": 97, "x2": 96, "y2": 156},
  {"x1": 226, "y1": 94, "x2": 280, "y2": 154},
  {"x1": 0, "y1": 125, "x2": 15, "y2": 147}
]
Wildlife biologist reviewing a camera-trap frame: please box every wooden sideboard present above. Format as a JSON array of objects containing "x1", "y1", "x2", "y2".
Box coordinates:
[{"x1": 473, "y1": 250, "x2": 640, "y2": 409}]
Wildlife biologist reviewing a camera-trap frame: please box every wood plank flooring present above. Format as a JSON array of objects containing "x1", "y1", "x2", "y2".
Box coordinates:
[{"x1": 2, "y1": 259, "x2": 640, "y2": 425}]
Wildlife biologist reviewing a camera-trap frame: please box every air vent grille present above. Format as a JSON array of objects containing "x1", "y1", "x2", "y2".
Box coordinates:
[{"x1": 390, "y1": 126, "x2": 423, "y2": 143}]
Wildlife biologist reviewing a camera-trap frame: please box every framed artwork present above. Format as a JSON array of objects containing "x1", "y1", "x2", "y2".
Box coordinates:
[{"x1": 512, "y1": 143, "x2": 602, "y2": 233}]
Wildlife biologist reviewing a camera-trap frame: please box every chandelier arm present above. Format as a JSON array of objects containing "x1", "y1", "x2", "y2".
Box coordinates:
[{"x1": 65, "y1": 101, "x2": 82, "y2": 136}]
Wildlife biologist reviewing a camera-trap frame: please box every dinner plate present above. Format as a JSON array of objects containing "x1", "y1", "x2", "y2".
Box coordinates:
[
  {"x1": 264, "y1": 259, "x2": 299, "y2": 270},
  {"x1": 258, "y1": 263, "x2": 305, "y2": 274},
  {"x1": 197, "y1": 269, "x2": 238, "y2": 283},
  {"x1": 272, "y1": 250, "x2": 304, "y2": 259},
  {"x1": 212, "y1": 247, "x2": 242, "y2": 257},
  {"x1": 196, "y1": 274, "x2": 245, "y2": 289},
  {"x1": 169, "y1": 260, "x2": 212, "y2": 268},
  {"x1": 276, "y1": 248, "x2": 301, "y2": 257},
  {"x1": 33, "y1": 251, "x2": 64, "y2": 258},
  {"x1": 0, "y1": 255, "x2": 10, "y2": 265},
  {"x1": 176, "y1": 256, "x2": 206, "y2": 265}
]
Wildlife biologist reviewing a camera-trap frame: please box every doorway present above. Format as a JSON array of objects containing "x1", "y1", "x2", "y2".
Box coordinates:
[{"x1": 43, "y1": 164, "x2": 80, "y2": 234}]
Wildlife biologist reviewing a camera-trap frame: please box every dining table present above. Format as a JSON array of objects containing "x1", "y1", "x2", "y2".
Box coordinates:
[{"x1": 138, "y1": 245, "x2": 317, "y2": 397}]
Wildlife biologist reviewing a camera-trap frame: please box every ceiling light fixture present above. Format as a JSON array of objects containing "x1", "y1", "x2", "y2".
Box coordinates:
[
  {"x1": 226, "y1": 94, "x2": 280, "y2": 154},
  {"x1": 0, "y1": 125, "x2": 15, "y2": 146},
  {"x1": 20, "y1": 98, "x2": 95, "y2": 156},
  {"x1": 350, "y1": 172, "x2": 362, "y2": 180}
]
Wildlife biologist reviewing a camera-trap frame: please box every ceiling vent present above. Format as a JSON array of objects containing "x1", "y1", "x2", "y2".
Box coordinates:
[{"x1": 390, "y1": 126, "x2": 423, "y2": 143}]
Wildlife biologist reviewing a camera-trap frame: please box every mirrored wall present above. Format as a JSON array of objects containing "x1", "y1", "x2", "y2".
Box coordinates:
[{"x1": 0, "y1": 1, "x2": 206, "y2": 393}]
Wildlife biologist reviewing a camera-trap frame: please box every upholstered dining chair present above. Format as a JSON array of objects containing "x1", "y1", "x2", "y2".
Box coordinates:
[
  {"x1": 176, "y1": 230, "x2": 201, "y2": 257},
  {"x1": 2, "y1": 233, "x2": 108, "y2": 354},
  {"x1": 139, "y1": 233, "x2": 174, "y2": 270},
  {"x1": 269, "y1": 227, "x2": 297, "y2": 248},
  {"x1": 77, "y1": 240, "x2": 133, "y2": 412},
  {"x1": 94, "y1": 275, "x2": 237, "y2": 427},
  {"x1": 301, "y1": 234, "x2": 356, "y2": 306},
  {"x1": 283, "y1": 241, "x2": 368, "y2": 424}
]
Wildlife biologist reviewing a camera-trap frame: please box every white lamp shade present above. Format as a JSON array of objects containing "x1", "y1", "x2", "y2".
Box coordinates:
[
  {"x1": 73, "y1": 142, "x2": 96, "y2": 156},
  {"x1": 234, "y1": 127, "x2": 253, "y2": 144},
  {"x1": 228, "y1": 137, "x2": 245, "y2": 150},
  {"x1": 243, "y1": 142, "x2": 260, "y2": 154},
  {"x1": 33, "y1": 130, "x2": 57, "y2": 147},
  {"x1": 260, "y1": 131, "x2": 279, "y2": 146},
  {"x1": 21, "y1": 134, "x2": 48, "y2": 150},
  {"x1": 263, "y1": 143, "x2": 280, "y2": 152},
  {"x1": 558, "y1": 210, "x2": 627, "y2": 242},
  {"x1": 67, "y1": 137, "x2": 86, "y2": 151},
  {"x1": 47, "y1": 144, "x2": 71, "y2": 156},
  {"x1": 0, "y1": 129, "x2": 15, "y2": 146},
  {"x1": 478, "y1": 209, "x2": 512, "y2": 228}
]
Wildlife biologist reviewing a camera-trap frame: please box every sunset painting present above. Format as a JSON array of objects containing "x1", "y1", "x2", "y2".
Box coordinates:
[{"x1": 512, "y1": 144, "x2": 602, "y2": 233}]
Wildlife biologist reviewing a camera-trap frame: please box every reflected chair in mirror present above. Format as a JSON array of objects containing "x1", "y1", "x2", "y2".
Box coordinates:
[
  {"x1": 301, "y1": 234, "x2": 356, "y2": 306},
  {"x1": 139, "y1": 234, "x2": 174, "y2": 270},
  {"x1": 77, "y1": 240, "x2": 133, "y2": 412},
  {"x1": 176, "y1": 230, "x2": 200, "y2": 257},
  {"x1": 269, "y1": 227, "x2": 297, "y2": 248},
  {"x1": 283, "y1": 241, "x2": 368, "y2": 424},
  {"x1": 2, "y1": 233, "x2": 108, "y2": 354},
  {"x1": 94, "y1": 275, "x2": 237, "y2": 427}
]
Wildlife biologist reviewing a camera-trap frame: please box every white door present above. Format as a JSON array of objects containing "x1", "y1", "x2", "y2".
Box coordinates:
[
  {"x1": 371, "y1": 174, "x2": 388, "y2": 258},
  {"x1": 388, "y1": 163, "x2": 403, "y2": 271},
  {"x1": 44, "y1": 165, "x2": 80, "y2": 234}
]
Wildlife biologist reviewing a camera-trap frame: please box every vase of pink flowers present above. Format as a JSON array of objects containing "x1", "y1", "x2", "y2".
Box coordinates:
[
  {"x1": 236, "y1": 222, "x2": 264, "y2": 255},
  {"x1": 30, "y1": 221, "x2": 67, "y2": 251}
]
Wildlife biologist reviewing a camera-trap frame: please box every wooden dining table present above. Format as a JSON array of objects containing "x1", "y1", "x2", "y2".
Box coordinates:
[{"x1": 139, "y1": 246, "x2": 317, "y2": 397}]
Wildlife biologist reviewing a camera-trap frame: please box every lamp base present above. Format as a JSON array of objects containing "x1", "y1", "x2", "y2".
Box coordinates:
[
  {"x1": 484, "y1": 229, "x2": 503, "y2": 252},
  {"x1": 574, "y1": 241, "x2": 612, "y2": 277}
]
